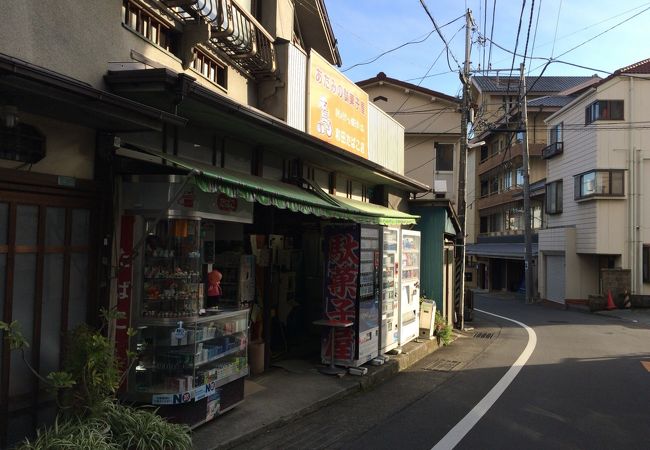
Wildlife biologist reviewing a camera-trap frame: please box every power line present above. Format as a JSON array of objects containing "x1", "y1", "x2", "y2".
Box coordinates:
[
  {"x1": 554, "y1": 4, "x2": 650, "y2": 60},
  {"x1": 419, "y1": 0, "x2": 462, "y2": 71},
  {"x1": 404, "y1": 70, "x2": 457, "y2": 82},
  {"x1": 487, "y1": 0, "x2": 497, "y2": 70},
  {"x1": 522, "y1": 0, "x2": 536, "y2": 62},
  {"x1": 342, "y1": 30, "x2": 435, "y2": 73},
  {"x1": 505, "y1": 1, "x2": 527, "y2": 98},
  {"x1": 550, "y1": 0, "x2": 563, "y2": 57},
  {"x1": 527, "y1": 0, "x2": 543, "y2": 76}
]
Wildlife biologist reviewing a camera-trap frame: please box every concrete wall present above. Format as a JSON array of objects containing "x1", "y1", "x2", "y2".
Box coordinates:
[
  {"x1": 0, "y1": 113, "x2": 95, "y2": 179},
  {"x1": 361, "y1": 83, "x2": 461, "y2": 205},
  {"x1": 0, "y1": 1, "x2": 254, "y2": 104}
]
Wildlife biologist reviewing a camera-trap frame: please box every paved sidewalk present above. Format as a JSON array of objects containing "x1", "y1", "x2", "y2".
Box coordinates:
[
  {"x1": 591, "y1": 307, "x2": 650, "y2": 326},
  {"x1": 192, "y1": 336, "x2": 448, "y2": 450}
]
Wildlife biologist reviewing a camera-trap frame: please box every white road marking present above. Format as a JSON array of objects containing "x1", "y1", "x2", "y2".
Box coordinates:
[{"x1": 431, "y1": 309, "x2": 538, "y2": 450}]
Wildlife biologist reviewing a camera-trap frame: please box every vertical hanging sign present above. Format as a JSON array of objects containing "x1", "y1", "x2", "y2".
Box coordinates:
[
  {"x1": 116, "y1": 215, "x2": 134, "y2": 376},
  {"x1": 323, "y1": 225, "x2": 360, "y2": 364}
]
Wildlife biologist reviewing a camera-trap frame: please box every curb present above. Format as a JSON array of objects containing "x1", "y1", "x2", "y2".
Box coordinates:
[{"x1": 213, "y1": 336, "x2": 451, "y2": 449}]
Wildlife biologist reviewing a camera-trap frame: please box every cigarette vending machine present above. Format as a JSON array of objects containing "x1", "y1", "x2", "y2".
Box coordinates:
[{"x1": 322, "y1": 224, "x2": 380, "y2": 367}]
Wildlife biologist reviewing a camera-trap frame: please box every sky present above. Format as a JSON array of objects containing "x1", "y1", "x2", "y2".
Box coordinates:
[{"x1": 324, "y1": 0, "x2": 650, "y2": 97}]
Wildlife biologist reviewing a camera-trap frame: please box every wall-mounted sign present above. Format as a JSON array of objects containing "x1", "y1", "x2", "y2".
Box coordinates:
[
  {"x1": 308, "y1": 51, "x2": 369, "y2": 159},
  {"x1": 216, "y1": 193, "x2": 238, "y2": 212},
  {"x1": 122, "y1": 180, "x2": 253, "y2": 224}
]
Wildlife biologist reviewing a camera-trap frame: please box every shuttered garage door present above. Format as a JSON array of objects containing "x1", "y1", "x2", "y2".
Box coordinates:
[{"x1": 545, "y1": 255, "x2": 565, "y2": 303}]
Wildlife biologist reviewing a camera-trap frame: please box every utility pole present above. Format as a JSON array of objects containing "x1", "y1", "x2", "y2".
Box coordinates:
[
  {"x1": 453, "y1": 8, "x2": 472, "y2": 329},
  {"x1": 519, "y1": 62, "x2": 534, "y2": 303}
]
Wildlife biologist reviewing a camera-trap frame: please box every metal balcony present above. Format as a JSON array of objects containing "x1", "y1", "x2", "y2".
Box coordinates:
[
  {"x1": 163, "y1": 0, "x2": 276, "y2": 77},
  {"x1": 542, "y1": 141, "x2": 563, "y2": 159}
]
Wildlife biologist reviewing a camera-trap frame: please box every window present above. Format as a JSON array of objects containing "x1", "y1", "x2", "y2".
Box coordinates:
[
  {"x1": 505, "y1": 207, "x2": 524, "y2": 231},
  {"x1": 503, "y1": 170, "x2": 512, "y2": 191},
  {"x1": 122, "y1": 0, "x2": 178, "y2": 53},
  {"x1": 542, "y1": 122, "x2": 564, "y2": 159},
  {"x1": 574, "y1": 170, "x2": 624, "y2": 199},
  {"x1": 480, "y1": 216, "x2": 489, "y2": 233},
  {"x1": 546, "y1": 180, "x2": 563, "y2": 214},
  {"x1": 551, "y1": 122, "x2": 563, "y2": 145},
  {"x1": 644, "y1": 245, "x2": 650, "y2": 283},
  {"x1": 585, "y1": 100, "x2": 624, "y2": 124},
  {"x1": 515, "y1": 167, "x2": 524, "y2": 186},
  {"x1": 435, "y1": 143, "x2": 454, "y2": 172},
  {"x1": 532, "y1": 204, "x2": 543, "y2": 229},
  {"x1": 480, "y1": 145, "x2": 489, "y2": 162},
  {"x1": 192, "y1": 49, "x2": 227, "y2": 89},
  {"x1": 480, "y1": 179, "x2": 489, "y2": 197},
  {"x1": 490, "y1": 176, "x2": 499, "y2": 194}
]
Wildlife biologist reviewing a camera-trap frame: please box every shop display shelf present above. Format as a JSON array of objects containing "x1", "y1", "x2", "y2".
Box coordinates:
[
  {"x1": 130, "y1": 368, "x2": 249, "y2": 402},
  {"x1": 194, "y1": 345, "x2": 247, "y2": 369}
]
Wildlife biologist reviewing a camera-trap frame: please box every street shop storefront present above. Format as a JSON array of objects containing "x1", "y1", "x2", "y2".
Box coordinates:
[
  {"x1": 0, "y1": 55, "x2": 188, "y2": 448},
  {"x1": 466, "y1": 241, "x2": 538, "y2": 293},
  {"x1": 114, "y1": 146, "x2": 421, "y2": 427}
]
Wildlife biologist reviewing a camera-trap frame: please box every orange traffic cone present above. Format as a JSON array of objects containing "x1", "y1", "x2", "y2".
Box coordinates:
[{"x1": 606, "y1": 290, "x2": 617, "y2": 310}]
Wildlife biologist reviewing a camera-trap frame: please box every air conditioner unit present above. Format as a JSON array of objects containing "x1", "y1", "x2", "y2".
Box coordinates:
[{"x1": 434, "y1": 180, "x2": 448, "y2": 193}]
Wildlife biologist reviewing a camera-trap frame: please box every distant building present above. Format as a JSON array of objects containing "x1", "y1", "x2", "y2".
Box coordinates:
[
  {"x1": 465, "y1": 74, "x2": 599, "y2": 292},
  {"x1": 358, "y1": 73, "x2": 461, "y2": 322},
  {"x1": 538, "y1": 58, "x2": 650, "y2": 303}
]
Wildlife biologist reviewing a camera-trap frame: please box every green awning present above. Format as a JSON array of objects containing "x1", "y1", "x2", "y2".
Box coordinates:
[
  {"x1": 134, "y1": 148, "x2": 418, "y2": 225},
  {"x1": 330, "y1": 196, "x2": 419, "y2": 226}
]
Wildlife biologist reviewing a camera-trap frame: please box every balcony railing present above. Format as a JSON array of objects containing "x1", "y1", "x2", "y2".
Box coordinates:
[
  {"x1": 163, "y1": 0, "x2": 276, "y2": 77},
  {"x1": 542, "y1": 141, "x2": 563, "y2": 159}
]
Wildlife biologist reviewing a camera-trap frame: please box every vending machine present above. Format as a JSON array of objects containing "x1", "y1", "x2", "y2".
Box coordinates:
[
  {"x1": 322, "y1": 224, "x2": 380, "y2": 367},
  {"x1": 398, "y1": 229, "x2": 421, "y2": 345},
  {"x1": 380, "y1": 227, "x2": 399, "y2": 353}
]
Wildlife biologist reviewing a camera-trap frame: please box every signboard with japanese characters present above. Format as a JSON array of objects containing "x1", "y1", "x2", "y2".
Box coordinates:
[
  {"x1": 308, "y1": 50, "x2": 369, "y2": 159},
  {"x1": 116, "y1": 215, "x2": 134, "y2": 379},
  {"x1": 322, "y1": 225, "x2": 360, "y2": 364},
  {"x1": 121, "y1": 181, "x2": 253, "y2": 223}
]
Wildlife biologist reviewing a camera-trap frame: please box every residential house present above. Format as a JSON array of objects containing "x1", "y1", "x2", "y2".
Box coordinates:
[
  {"x1": 538, "y1": 58, "x2": 650, "y2": 304},
  {"x1": 357, "y1": 73, "x2": 461, "y2": 322},
  {"x1": 0, "y1": 1, "x2": 427, "y2": 445},
  {"x1": 465, "y1": 75, "x2": 599, "y2": 292}
]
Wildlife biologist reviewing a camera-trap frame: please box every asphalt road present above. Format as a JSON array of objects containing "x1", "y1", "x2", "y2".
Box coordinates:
[{"x1": 232, "y1": 294, "x2": 650, "y2": 449}]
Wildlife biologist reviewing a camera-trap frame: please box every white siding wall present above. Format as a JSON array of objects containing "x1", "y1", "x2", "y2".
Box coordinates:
[
  {"x1": 367, "y1": 103, "x2": 405, "y2": 175},
  {"x1": 287, "y1": 44, "x2": 307, "y2": 131},
  {"x1": 538, "y1": 227, "x2": 567, "y2": 252},
  {"x1": 546, "y1": 93, "x2": 598, "y2": 253}
]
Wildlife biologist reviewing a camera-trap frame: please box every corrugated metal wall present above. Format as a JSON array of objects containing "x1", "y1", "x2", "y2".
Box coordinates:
[
  {"x1": 368, "y1": 103, "x2": 404, "y2": 175},
  {"x1": 287, "y1": 44, "x2": 307, "y2": 131}
]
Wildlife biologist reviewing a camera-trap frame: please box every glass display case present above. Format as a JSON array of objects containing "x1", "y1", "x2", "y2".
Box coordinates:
[
  {"x1": 127, "y1": 217, "x2": 249, "y2": 427},
  {"x1": 132, "y1": 310, "x2": 249, "y2": 427},
  {"x1": 142, "y1": 219, "x2": 202, "y2": 318}
]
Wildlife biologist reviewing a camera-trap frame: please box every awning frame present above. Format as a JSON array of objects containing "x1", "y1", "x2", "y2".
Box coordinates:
[{"x1": 118, "y1": 143, "x2": 419, "y2": 226}]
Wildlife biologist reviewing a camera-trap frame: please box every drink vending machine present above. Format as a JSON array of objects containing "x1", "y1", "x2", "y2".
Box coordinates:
[
  {"x1": 398, "y1": 229, "x2": 421, "y2": 345},
  {"x1": 380, "y1": 227, "x2": 399, "y2": 353},
  {"x1": 322, "y1": 224, "x2": 380, "y2": 367}
]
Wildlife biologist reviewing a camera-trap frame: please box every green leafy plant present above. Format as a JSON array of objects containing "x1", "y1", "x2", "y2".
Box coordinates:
[
  {"x1": 16, "y1": 416, "x2": 117, "y2": 450},
  {"x1": 2, "y1": 307, "x2": 192, "y2": 449},
  {"x1": 434, "y1": 311, "x2": 453, "y2": 345},
  {"x1": 96, "y1": 400, "x2": 192, "y2": 450}
]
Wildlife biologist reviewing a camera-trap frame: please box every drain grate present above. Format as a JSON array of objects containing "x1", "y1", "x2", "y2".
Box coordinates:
[
  {"x1": 473, "y1": 332, "x2": 494, "y2": 339},
  {"x1": 423, "y1": 359, "x2": 461, "y2": 372}
]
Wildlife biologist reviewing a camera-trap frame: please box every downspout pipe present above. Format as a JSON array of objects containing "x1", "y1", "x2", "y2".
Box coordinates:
[{"x1": 628, "y1": 76, "x2": 637, "y2": 292}]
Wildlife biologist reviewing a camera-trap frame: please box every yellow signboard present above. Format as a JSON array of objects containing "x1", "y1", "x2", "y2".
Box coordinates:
[{"x1": 308, "y1": 51, "x2": 369, "y2": 159}]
